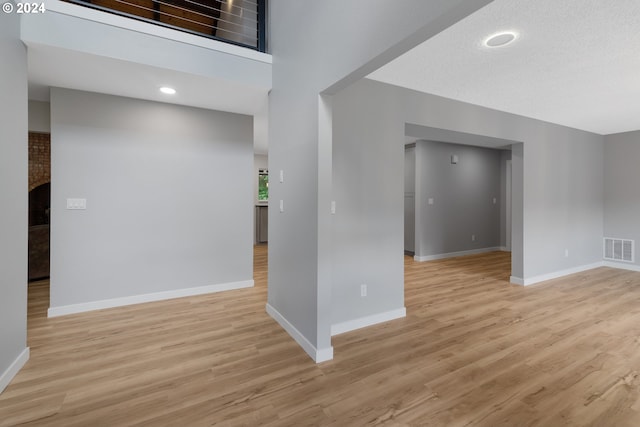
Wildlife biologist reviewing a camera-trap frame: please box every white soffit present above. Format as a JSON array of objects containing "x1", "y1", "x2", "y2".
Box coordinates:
[
  {"x1": 27, "y1": 44, "x2": 268, "y2": 116},
  {"x1": 368, "y1": 0, "x2": 640, "y2": 135},
  {"x1": 23, "y1": 4, "x2": 271, "y2": 116}
]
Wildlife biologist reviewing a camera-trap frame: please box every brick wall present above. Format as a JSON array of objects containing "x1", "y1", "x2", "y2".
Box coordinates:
[{"x1": 29, "y1": 132, "x2": 50, "y2": 192}]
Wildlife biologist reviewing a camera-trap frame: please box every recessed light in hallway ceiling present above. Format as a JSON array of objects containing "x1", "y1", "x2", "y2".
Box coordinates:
[
  {"x1": 483, "y1": 31, "x2": 518, "y2": 48},
  {"x1": 159, "y1": 86, "x2": 176, "y2": 95}
]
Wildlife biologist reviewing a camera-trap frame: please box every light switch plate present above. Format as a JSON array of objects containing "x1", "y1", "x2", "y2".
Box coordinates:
[{"x1": 279, "y1": 170, "x2": 284, "y2": 183}]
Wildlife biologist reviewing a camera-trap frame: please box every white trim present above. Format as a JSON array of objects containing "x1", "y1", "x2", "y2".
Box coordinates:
[
  {"x1": 48, "y1": 280, "x2": 254, "y2": 317},
  {"x1": 603, "y1": 261, "x2": 640, "y2": 272},
  {"x1": 265, "y1": 303, "x2": 334, "y2": 363},
  {"x1": 44, "y1": 0, "x2": 272, "y2": 63},
  {"x1": 518, "y1": 262, "x2": 604, "y2": 286},
  {"x1": 331, "y1": 307, "x2": 406, "y2": 336},
  {"x1": 315, "y1": 347, "x2": 334, "y2": 363},
  {"x1": 414, "y1": 247, "x2": 504, "y2": 262},
  {"x1": 510, "y1": 276, "x2": 525, "y2": 286},
  {"x1": 0, "y1": 348, "x2": 30, "y2": 394}
]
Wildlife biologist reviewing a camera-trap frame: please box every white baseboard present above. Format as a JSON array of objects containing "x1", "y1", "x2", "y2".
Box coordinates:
[
  {"x1": 414, "y1": 247, "x2": 504, "y2": 262},
  {"x1": 510, "y1": 276, "x2": 525, "y2": 285},
  {"x1": 0, "y1": 347, "x2": 29, "y2": 394},
  {"x1": 265, "y1": 303, "x2": 333, "y2": 363},
  {"x1": 513, "y1": 262, "x2": 605, "y2": 286},
  {"x1": 331, "y1": 307, "x2": 407, "y2": 336},
  {"x1": 603, "y1": 261, "x2": 640, "y2": 272},
  {"x1": 48, "y1": 280, "x2": 254, "y2": 317}
]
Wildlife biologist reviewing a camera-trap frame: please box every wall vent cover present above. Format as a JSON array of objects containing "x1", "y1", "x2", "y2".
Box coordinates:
[{"x1": 603, "y1": 238, "x2": 634, "y2": 263}]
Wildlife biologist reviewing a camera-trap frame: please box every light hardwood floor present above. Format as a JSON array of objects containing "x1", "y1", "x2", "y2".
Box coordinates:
[{"x1": 2, "y1": 247, "x2": 640, "y2": 426}]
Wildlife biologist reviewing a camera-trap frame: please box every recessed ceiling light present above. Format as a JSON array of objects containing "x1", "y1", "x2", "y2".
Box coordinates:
[
  {"x1": 484, "y1": 31, "x2": 518, "y2": 48},
  {"x1": 159, "y1": 86, "x2": 176, "y2": 95}
]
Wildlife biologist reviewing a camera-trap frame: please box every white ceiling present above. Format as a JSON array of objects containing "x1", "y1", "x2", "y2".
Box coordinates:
[{"x1": 368, "y1": 0, "x2": 640, "y2": 136}]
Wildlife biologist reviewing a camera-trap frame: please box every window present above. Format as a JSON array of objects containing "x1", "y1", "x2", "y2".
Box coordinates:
[{"x1": 258, "y1": 169, "x2": 268, "y2": 201}]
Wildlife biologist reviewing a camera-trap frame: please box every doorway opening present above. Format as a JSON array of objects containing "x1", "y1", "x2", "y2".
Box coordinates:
[
  {"x1": 28, "y1": 132, "x2": 51, "y2": 282},
  {"x1": 403, "y1": 124, "x2": 522, "y2": 284}
]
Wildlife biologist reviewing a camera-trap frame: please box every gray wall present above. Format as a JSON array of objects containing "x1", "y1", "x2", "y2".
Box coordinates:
[
  {"x1": 0, "y1": 11, "x2": 28, "y2": 391},
  {"x1": 499, "y1": 150, "x2": 512, "y2": 249},
  {"x1": 50, "y1": 89, "x2": 253, "y2": 309},
  {"x1": 404, "y1": 145, "x2": 416, "y2": 253},
  {"x1": 604, "y1": 131, "x2": 640, "y2": 267},
  {"x1": 269, "y1": 0, "x2": 491, "y2": 359},
  {"x1": 414, "y1": 140, "x2": 503, "y2": 258},
  {"x1": 330, "y1": 77, "x2": 603, "y2": 322},
  {"x1": 331, "y1": 85, "x2": 405, "y2": 327},
  {"x1": 28, "y1": 101, "x2": 51, "y2": 133}
]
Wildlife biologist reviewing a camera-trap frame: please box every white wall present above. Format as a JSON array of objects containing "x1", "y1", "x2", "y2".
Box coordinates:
[
  {"x1": 604, "y1": 130, "x2": 640, "y2": 269},
  {"x1": 28, "y1": 101, "x2": 51, "y2": 133},
  {"x1": 49, "y1": 88, "x2": 254, "y2": 313},
  {"x1": 0, "y1": 11, "x2": 29, "y2": 393},
  {"x1": 268, "y1": 0, "x2": 492, "y2": 362}
]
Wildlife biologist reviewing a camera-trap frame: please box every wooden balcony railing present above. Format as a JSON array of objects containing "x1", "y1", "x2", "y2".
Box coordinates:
[{"x1": 63, "y1": 0, "x2": 267, "y2": 52}]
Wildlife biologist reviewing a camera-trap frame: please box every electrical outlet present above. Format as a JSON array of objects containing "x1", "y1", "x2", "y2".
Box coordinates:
[
  {"x1": 360, "y1": 284, "x2": 367, "y2": 297},
  {"x1": 471, "y1": 234, "x2": 476, "y2": 242},
  {"x1": 564, "y1": 249, "x2": 569, "y2": 257},
  {"x1": 66, "y1": 198, "x2": 87, "y2": 210}
]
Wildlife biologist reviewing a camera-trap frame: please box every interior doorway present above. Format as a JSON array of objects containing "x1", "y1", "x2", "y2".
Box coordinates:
[
  {"x1": 505, "y1": 159, "x2": 512, "y2": 251},
  {"x1": 28, "y1": 132, "x2": 51, "y2": 282},
  {"x1": 404, "y1": 143, "x2": 416, "y2": 255},
  {"x1": 403, "y1": 124, "x2": 522, "y2": 282}
]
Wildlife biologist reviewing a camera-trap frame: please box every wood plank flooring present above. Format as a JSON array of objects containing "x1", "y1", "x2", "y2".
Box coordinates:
[{"x1": 3, "y1": 247, "x2": 640, "y2": 425}]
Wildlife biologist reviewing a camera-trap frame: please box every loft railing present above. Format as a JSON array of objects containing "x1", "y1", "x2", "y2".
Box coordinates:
[{"x1": 63, "y1": 0, "x2": 267, "y2": 52}]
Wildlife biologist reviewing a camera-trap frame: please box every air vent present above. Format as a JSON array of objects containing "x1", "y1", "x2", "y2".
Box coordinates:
[{"x1": 603, "y1": 238, "x2": 634, "y2": 262}]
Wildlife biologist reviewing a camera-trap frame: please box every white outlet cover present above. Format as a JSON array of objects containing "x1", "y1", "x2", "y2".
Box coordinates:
[
  {"x1": 428, "y1": 198, "x2": 434, "y2": 205},
  {"x1": 360, "y1": 284, "x2": 367, "y2": 297},
  {"x1": 66, "y1": 198, "x2": 87, "y2": 210},
  {"x1": 279, "y1": 170, "x2": 284, "y2": 183}
]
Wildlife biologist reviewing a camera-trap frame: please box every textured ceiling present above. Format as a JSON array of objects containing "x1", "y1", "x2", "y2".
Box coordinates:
[{"x1": 368, "y1": 0, "x2": 640, "y2": 135}]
